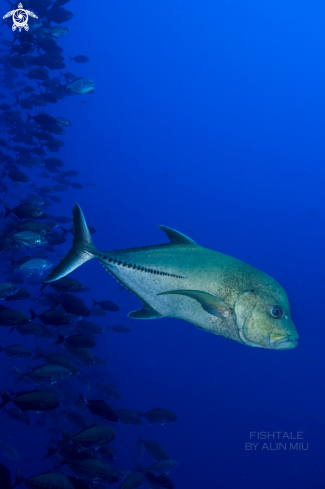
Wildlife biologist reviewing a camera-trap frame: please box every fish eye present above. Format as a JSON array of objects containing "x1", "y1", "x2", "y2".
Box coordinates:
[{"x1": 271, "y1": 306, "x2": 283, "y2": 318}]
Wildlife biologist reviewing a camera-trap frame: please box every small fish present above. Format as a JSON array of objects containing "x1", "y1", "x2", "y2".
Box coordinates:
[
  {"x1": 144, "y1": 472, "x2": 175, "y2": 488},
  {"x1": 77, "y1": 320, "x2": 104, "y2": 335},
  {"x1": 99, "y1": 384, "x2": 122, "y2": 400},
  {"x1": 90, "y1": 307, "x2": 106, "y2": 317},
  {"x1": 65, "y1": 345, "x2": 96, "y2": 366},
  {"x1": 67, "y1": 459, "x2": 118, "y2": 484},
  {"x1": 16, "y1": 258, "x2": 52, "y2": 277},
  {"x1": 30, "y1": 309, "x2": 71, "y2": 326},
  {"x1": 0, "y1": 390, "x2": 60, "y2": 412},
  {"x1": 107, "y1": 324, "x2": 131, "y2": 333},
  {"x1": 77, "y1": 394, "x2": 118, "y2": 422},
  {"x1": 136, "y1": 434, "x2": 169, "y2": 460},
  {"x1": 146, "y1": 459, "x2": 179, "y2": 475},
  {"x1": 116, "y1": 409, "x2": 142, "y2": 426},
  {"x1": 66, "y1": 78, "x2": 95, "y2": 95},
  {"x1": 0, "y1": 344, "x2": 32, "y2": 359},
  {"x1": 2, "y1": 170, "x2": 30, "y2": 183},
  {"x1": 63, "y1": 410, "x2": 88, "y2": 430},
  {"x1": 141, "y1": 408, "x2": 178, "y2": 425},
  {"x1": 3, "y1": 407, "x2": 30, "y2": 425},
  {"x1": 50, "y1": 26, "x2": 70, "y2": 38},
  {"x1": 27, "y1": 112, "x2": 57, "y2": 125},
  {"x1": 5, "y1": 288, "x2": 31, "y2": 302},
  {"x1": 69, "y1": 55, "x2": 89, "y2": 63},
  {"x1": 61, "y1": 300, "x2": 91, "y2": 317},
  {"x1": 57, "y1": 333, "x2": 96, "y2": 349},
  {"x1": 0, "y1": 306, "x2": 30, "y2": 327},
  {"x1": 15, "y1": 220, "x2": 53, "y2": 236},
  {"x1": 0, "y1": 282, "x2": 20, "y2": 299},
  {"x1": 15, "y1": 471, "x2": 75, "y2": 489},
  {"x1": 93, "y1": 299, "x2": 119, "y2": 311},
  {"x1": 118, "y1": 473, "x2": 145, "y2": 489},
  {"x1": 41, "y1": 276, "x2": 86, "y2": 293},
  {"x1": 33, "y1": 347, "x2": 79, "y2": 374},
  {"x1": 7, "y1": 231, "x2": 48, "y2": 249},
  {"x1": 4, "y1": 204, "x2": 45, "y2": 219},
  {"x1": 14, "y1": 364, "x2": 71, "y2": 385},
  {"x1": 65, "y1": 424, "x2": 116, "y2": 450},
  {"x1": 15, "y1": 323, "x2": 44, "y2": 338},
  {"x1": 56, "y1": 117, "x2": 72, "y2": 127}
]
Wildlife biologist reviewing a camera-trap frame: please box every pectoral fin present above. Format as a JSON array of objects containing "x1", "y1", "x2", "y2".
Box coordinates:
[
  {"x1": 128, "y1": 300, "x2": 162, "y2": 320},
  {"x1": 158, "y1": 289, "x2": 232, "y2": 318}
]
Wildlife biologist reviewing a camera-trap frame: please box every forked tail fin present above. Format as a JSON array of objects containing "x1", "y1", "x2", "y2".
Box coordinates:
[{"x1": 43, "y1": 203, "x2": 97, "y2": 283}]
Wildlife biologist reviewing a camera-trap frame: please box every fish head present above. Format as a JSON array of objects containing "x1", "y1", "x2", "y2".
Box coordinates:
[
  {"x1": 39, "y1": 236, "x2": 48, "y2": 244},
  {"x1": 8, "y1": 284, "x2": 20, "y2": 296},
  {"x1": 233, "y1": 287, "x2": 298, "y2": 350}
]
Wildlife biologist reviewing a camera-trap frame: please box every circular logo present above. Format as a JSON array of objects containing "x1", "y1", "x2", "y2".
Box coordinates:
[{"x1": 13, "y1": 8, "x2": 28, "y2": 30}]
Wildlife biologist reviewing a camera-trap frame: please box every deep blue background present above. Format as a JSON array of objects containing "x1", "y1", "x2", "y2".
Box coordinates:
[{"x1": 1, "y1": 0, "x2": 325, "y2": 488}]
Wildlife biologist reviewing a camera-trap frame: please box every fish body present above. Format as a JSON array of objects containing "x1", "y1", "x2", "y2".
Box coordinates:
[
  {"x1": 69, "y1": 424, "x2": 116, "y2": 450},
  {"x1": 0, "y1": 389, "x2": 60, "y2": 411},
  {"x1": 17, "y1": 472, "x2": 75, "y2": 489},
  {"x1": 116, "y1": 409, "x2": 142, "y2": 425},
  {"x1": 17, "y1": 258, "x2": 52, "y2": 277},
  {"x1": 30, "y1": 309, "x2": 71, "y2": 326},
  {"x1": 69, "y1": 55, "x2": 89, "y2": 63},
  {"x1": 0, "y1": 282, "x2": 20, "y2": 299},
  {"x1": 0, "y1": 344, "x2": 32, "y2": 358},
  {"x1": 34, "y1": 348, "x2": 79, "y2": 374},
  {"x1": 108, "y1": 324, "x2": 131, "y2": 333},
  {"x1": 78, "y1": 394, "x2": 118, "y2": 421},
  {"x1": 0, "y1": 306, "x2": 30, "y2": 326},
  {"x1": 118, "y1": 473, "x2": 145, "y2": 489},
  {"x1": 15, "y1": 364, "x2": 71, "y2": 385},
  {"x1": 93, "y1": 299, "x2": 119, "y2": 311},
  {"x1": 5, "y1": 288, "x2": 31, "y2": 301},
  {"x1": 50, "y1": 26, "x2": 70, "y2": 38},
  {"x1": 68, "y1": 459, "x2": 118, "y2": 483},
  {"x1": 3, "y1": 407, "x2": 30, "y2": 425},
  {"x1": 147, "y1": 459, "x2": 179, "y2": 476},
  {"x1": 63, "y1": 410, "x2": 88, "y2": 430},
  {"x1": 61, "y1": 300, "x2": 90, "y2": 316},
  {"x1": 99, "y1": 384, "x2": 122, "y2": 399},
  {"x1": 15, "y1": 221, "x2": 53, "y2": 236},
  {"x1": 77, "y1": 320, "x2": 104, "y2": 335},
  {"x1": 136, "y1": 435, "x2": 169, "y2": 460},
  {"x1": 4, "y1": 204, "x2": 45, "y2": 219},
  {"x1": 59, "y1": 334, "x2": 95, "y2": 348},
  {"x1": 142, "y1": 408, "x2": 178, "y2": 425},
  {"x1": 66, "y1": 78, "x2": 95, "y2": 95},
  {"x1": 44, "y1": 204, "x2": 299, "y2": 350}
]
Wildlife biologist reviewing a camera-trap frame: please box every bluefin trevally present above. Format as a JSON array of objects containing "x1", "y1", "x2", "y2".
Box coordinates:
[{"x1": 44, "y1": 204, "x2": 299, "y2": 350}]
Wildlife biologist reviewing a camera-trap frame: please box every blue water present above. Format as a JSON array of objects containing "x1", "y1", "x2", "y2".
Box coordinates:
[{"x1": 0, "y1": 1, "x2": 324, "y2": 488}]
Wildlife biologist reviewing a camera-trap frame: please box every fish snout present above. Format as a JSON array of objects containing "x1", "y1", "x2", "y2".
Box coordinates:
[{"x1": 269, "y1": 333, "x2": 299, "y2": 349}]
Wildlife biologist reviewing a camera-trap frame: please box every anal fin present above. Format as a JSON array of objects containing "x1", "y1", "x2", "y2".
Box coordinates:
[{"x1": 128, "y1": 300, "x2": 162, "y2": 320}]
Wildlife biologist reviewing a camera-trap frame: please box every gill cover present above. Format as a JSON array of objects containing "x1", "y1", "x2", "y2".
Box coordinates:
[{"x1": 233, "y1": 289, "x2": 261, "y2": 347}]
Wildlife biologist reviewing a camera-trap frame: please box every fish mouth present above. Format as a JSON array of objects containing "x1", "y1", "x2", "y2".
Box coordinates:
[{"x1": 269, "y1": 334, "x2": 298, "y2": 350}]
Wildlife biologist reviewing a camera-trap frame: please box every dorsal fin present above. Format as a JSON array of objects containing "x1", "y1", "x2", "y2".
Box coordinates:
[{"x1": 158, "y1": 225, "x2": 197, "y2": 245}]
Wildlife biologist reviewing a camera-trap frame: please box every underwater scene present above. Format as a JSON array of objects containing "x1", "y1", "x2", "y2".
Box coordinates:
[{"x1": 0, "y1": 1, "x2": 323, "y2": 488}]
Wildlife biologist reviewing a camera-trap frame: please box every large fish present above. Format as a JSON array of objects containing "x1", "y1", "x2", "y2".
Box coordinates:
[{"x1": 44, "y1": 204, "x2": 299, "y2": 350}]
